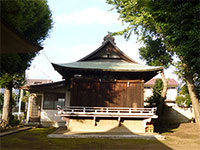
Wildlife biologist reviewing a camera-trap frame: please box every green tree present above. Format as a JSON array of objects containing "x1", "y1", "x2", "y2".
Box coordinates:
[
  {"x1": 176, "y1": 84, "x2": 191, "y2": 107},
  {"x1": 0, "y1": 0, "x2": 53, "y2": 128},
  {"x1": 107, "y1": 0, "x2": 200, "y2": 123},
  {"x1": 147, "y1": 79, "x2": 163, "y2": 108},
  {"x1": 139, "y1": 37, "x2": 173, "y2": 118}
]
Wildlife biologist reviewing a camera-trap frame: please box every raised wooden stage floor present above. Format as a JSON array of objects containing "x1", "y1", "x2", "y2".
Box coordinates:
[{"x1": 56, "y1": 106, "x2": 157, "y2": 133}]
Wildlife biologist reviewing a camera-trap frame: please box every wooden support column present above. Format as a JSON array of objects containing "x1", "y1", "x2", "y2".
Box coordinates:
[
  {"x1": 118, "y1": 117, "x2": 121, "y2": 126},
  {"x1": 65, "y1": 90, "x2": 71, "y2": 106},
  {"x1": 93, "y1": 116, "x2": 97, "y2": 126}
]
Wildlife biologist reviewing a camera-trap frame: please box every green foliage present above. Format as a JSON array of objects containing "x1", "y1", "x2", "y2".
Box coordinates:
[
  {"x1": 0, "y1": 0, "x2": 52, "y2": 127},
  {"x1": 139, "y1": 37, "x2": 173, "y2": 69},
  {"x1": 176, "y1": 84, "x2": 191, "y2": 107},
  {"x1": 194, "y1": 77, "x2": 200, "y2": 99},
  {"x1": 0, "y1": 92, "x2": 17, "y2": 113},
  {"x1": 0, "y1": 91, "x2": 25, "y2": 125},
  {"x1": 10, "y1": 93, "x2": 18, "y2": 110},
  {"x1": 153, "y1": 79, "x2": 163, "y2": 96},
  {"x1": 176, "y1": 95, "x2": 191, "y2": 107},
  {"x1": 0, "y1": 54, "x2": 28, "y2": 88},
  {"x1": 107, "y1": 0, "x2": 199, "y2": 94},
  {"x1": 0, "y1": 0, "x2": 53, "y2": 88},
  {"x1": 9, "y1": 115, "x2": 20, "y2": 126},
  {"x1": 175, "y1": 96, "x2": 185, "y2": 106},
  {"x1": 22, "y1": 91, "x2": 30, "y2": 102},
  {"x1": 1, "y1": 0, "x2": 53, "y2": 45},
  {"x1": 146, "y1": 79, "x2": 163, "y2": 107}
]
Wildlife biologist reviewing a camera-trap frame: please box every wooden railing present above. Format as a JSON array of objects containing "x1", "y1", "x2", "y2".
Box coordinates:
[{"x1": 57, "y1": 106, "x2": 157, "y2": 119}]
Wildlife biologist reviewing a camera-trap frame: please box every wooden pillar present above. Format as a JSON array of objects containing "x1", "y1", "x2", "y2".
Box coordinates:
[{"x1": 65, "y1": 90, "x2": 71, "y2": 106}]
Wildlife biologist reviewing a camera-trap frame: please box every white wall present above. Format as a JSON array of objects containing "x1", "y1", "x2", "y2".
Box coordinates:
[
  {"x1": 166, "y1": 87, "x2": 178, "y2": 101},
  {"x1": 144, "y1": 88, "x2": 153, "y2": 100},
  {"x1": 144, "y1": 87, "x2": 178, "y2": 101}
]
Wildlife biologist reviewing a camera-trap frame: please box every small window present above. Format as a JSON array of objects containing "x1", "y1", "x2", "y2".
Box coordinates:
[
  {"x1": 33, "y1": 82, "x2": 42, "y2": 84},
  {"x1": 55, "y1": 98, "x2": 65, "y2": 108},
  {"x1": 168, "y1": 87, "x2": 176, "y2": 90},
  {"x1": 144, "y1": 87, "x2": 151, "y2": 89},
  {"x1": 43, "y1": 93, "x2": 65, "y2": 109}
]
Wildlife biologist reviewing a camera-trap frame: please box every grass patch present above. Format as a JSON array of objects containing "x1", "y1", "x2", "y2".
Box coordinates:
[{"x1": 0, "y1": 127, "x2": 170, "y2": 150}]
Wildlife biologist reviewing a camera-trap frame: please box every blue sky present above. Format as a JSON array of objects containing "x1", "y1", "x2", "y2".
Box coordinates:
[{"x1": 26, "y1": 0, "x2": 178, "y2": 82}]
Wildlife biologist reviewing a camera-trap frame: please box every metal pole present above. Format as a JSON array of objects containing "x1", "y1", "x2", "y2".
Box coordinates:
[{"x1": 18, "y1": 89, "x2": 23, "y2": 119}]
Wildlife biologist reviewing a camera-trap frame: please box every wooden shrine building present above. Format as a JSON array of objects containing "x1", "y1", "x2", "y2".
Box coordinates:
[
  {"x1": 28, "y1": 34, "x2": 163, "y2": 133},
  {"x1": 52, "y1": 34, "x2": 162, "y2": 108}
]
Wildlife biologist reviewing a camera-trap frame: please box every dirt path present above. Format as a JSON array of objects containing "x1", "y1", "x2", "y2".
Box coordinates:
[{"x1": 161, "y1": 123, "x2": 200, "y2": 150}]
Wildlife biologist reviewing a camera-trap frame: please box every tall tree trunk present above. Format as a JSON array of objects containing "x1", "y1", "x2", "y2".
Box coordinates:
[
  {"x1": 0, "y1": 86, "x2": 12, "y2": 128},
  {"x1": 161, "y1": 71, "x2": 168, "y2": 99},
  {"x1": 185, "y1": 74, "x2": 200, "y2": 124},
  {"x1": 157, "y1": 70, "x2": 168, "y2": 122}
]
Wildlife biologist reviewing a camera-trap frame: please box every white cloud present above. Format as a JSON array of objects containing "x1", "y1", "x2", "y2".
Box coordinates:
[{"x1": 54, "y1": 8, "x2": 120, "y2": 25}]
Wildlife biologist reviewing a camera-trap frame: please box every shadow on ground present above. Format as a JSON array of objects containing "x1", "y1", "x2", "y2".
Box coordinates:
[
  {"x1": 154, "y1": 123, "x2": 180, "y2": 134},
  {"x1": 49, "y1": 124, "x2": 172, "y2": 150}
]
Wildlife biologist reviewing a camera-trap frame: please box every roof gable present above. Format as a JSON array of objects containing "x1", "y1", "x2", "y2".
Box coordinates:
[
  {"x1": 78, "y1": 35, "x2": 137, "y2": 63},
  {"x1": 145, "y1": 78, "x2": 179, "y2": 87},
  {"x1": 52, "y1": 34, "x2": 163, "y2": 82}
]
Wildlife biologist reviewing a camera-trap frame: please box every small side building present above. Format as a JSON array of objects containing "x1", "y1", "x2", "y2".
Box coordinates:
[
  {"x1": 19, "y1": 79, "x2": 52, "y2": 122},
  {"x1": 28, "y1": 34, "x2": 163, "y2": 133},
  {"x1": 144, "y1": 78, "x2": 179, "y2": 106}
]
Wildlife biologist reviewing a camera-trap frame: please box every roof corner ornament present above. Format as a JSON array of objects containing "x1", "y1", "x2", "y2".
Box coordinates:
[{"x1": 102, "y1": 33, "x2": 116, "y2": 45}]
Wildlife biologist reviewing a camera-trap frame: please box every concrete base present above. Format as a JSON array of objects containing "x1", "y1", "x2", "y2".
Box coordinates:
[
  {"x1": 67, "y1": 119, "x2": 146, "y2": 133},
  {"x1": 48, "y1": 133, "x2": 165, "y2": 140},
  {"x1": 48, "y1": 126, "x2": 165, "y2": 140}
]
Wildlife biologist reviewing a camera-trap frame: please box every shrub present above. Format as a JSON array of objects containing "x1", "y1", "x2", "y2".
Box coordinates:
[
  {"x1": 176, "y1": 95, "x2": 191, "y2": 107},
  {"x1": 9, "y1": 115, "x2": 20, "y2": 126}
]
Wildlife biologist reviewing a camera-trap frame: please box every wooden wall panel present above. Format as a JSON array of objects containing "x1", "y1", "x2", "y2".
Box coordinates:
[{"x1": 70, "y1": 79, "x2": 144, "y2": 108}]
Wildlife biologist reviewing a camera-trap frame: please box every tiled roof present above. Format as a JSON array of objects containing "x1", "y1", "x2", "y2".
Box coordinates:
[
  {"x1": 52, "y1": 34, "x2": 163, "y2": 82},
  {"x1": 21, "y1": 79, "x2": 52, "y2": 89},
  {"x1": 145, "y1": 78, "x2": 179, "y2": 87},
  {"x1": 54, "y1": 61, "x2": 163, "y2": 72}
]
